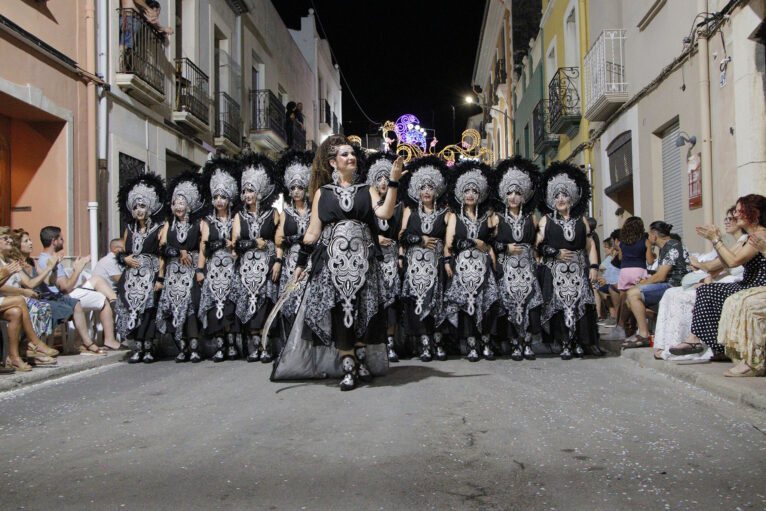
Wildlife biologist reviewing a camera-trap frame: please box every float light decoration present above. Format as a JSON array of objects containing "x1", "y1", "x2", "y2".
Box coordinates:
[
  {"x1": 379, "y1": 119, "x2": 494, "y2": 165},
  {"x1": 393, "y1": 114, "x2": 427, "y2": 151}
]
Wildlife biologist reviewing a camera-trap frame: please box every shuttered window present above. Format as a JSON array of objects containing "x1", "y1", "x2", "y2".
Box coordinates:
[{"x1": 661, "y1": 121, "x2": 683, "y2": 236}]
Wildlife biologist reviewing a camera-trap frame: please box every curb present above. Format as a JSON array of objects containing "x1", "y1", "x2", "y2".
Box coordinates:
[
  {"x1": 0, "y1": 351, "x2": 128, "y2": 393},
  {"x1": 621, "y1": 348, "x2": 766, "y2": 413}
]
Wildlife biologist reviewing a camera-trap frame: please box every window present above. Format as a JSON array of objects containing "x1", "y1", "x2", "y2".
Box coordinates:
[
  {"x1": 523, "y1": 124, "x2": 530, "y2": 158},
  {"x1": 606, "y1": 131, "x2": 632, "y2": 185},
  {"x1": 546, "y1": 43, "x2": 557, "y2": 85}
]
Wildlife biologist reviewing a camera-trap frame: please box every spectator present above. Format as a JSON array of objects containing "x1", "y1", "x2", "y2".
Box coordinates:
[
  {"x1": 719, "y1": 231, "x2": 766, "y2": 376},
  {"x1": 669, "y1": 194, "x2": 766, "y2": 358},
  {"x1": 285, "y1": 101, "x2": 297, "y2": 146},
  {"x1": 294, "y1": 102, "x2": 305, "y2": 130},
  {"x1": 37, "y1": 226, "x2": 120, "y2": 352},
  {"x1": 616, "y1": 217, "x2": 654, "y2": 291},
  {"x1": 93, "y1": 238, "x2": 125, "y2": 294},
  {"x1": 622, "y1": 221, "x2": 689, "y2": 348},
  {"x1": 596, "y1": 235, "x2": 620, "y2": 324}
]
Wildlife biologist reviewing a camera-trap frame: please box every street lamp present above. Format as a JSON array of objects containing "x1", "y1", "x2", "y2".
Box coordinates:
[{"x1": 465, "y1": 94, "x2": 511, "y2": 156}]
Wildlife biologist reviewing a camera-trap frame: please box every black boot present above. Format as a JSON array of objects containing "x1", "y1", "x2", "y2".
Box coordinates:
[
  {"x1": 246, "y1": 334, "x2": 261, "y2": 362},
  {"x1": 481, "y1": 335, "x2": 495, "y2": 361},
  {"x1": 588, "y1": 344, "x2": 605, "y2": 357},
  {"x1": 189, "y1": 338, "x2": 202, "y2": 363},
  {"x1": 419, "y1": 335, "x2": 432, "y2": 362},
  {"x1": 354, "y1": 346, "x2": 372, "y2": 383},
  {"x1": 433, "y1": 332, "x2": 447, "y2": 361},
  {"x1": 226, "y1": 333, "x2": 239, "y2": 360},
  {"x1": 560, "y1": 341, "x2": 573, "y2": 360},
  {"x1": 212, "y1": 336, "x2": 225, "y2": 362},
  {"x1": 128, "y1": 341, "x2": 143, "y2": 364},
  {"x1": 510, "y1": 338, "x2": 523, "y2": 361},
  {"x1": 466, "y1": 337, "x2": 480, "y2": 362},
  {"x1": 339, "y1": 355, "x2": 357, "y2": 391},
  {"x1": 260, "y1": 343, "x2": 273, "y2": 363},
  {"x1": 522, "y1": 333, "x2": 536, "y2": 360},
  {"x1": 142, "y1": 341, "x2": 155, "y2": 363},
  {"x1": 175, "y1": 339, "x2": 188, "y2": 363},
  {"x1": 386, "y1": 336, "x2": 399, "y2": 362},
  {"x1": 573, "y1": 344, "x2": 585, "y2": 358}
]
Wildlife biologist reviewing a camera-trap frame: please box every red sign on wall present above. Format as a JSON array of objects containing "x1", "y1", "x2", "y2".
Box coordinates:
[{"x1": 688, "y1": 152, "x2": 702, "y2": 209}]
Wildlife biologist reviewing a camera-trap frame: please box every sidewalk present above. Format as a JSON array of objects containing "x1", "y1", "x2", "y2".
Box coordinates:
[{"x1": 0, "y1": 351, "x2": 127, "y2": 393}]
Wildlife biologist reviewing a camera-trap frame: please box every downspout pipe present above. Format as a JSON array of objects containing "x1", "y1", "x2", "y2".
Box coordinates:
[
  {"x1": 697, "y1": 0, "x2": 714, "y2": 226},
  {"x1": 85, "y1": 0, "x2": 98, "y2": 267}
]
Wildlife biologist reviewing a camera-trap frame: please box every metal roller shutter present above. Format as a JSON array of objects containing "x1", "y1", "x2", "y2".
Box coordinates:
[{"x1": 661, "y1": 122, "x2": 683, "y2": 236}]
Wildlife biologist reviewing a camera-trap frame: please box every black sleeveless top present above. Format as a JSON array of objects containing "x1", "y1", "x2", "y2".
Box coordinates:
[
  {"x1": 455, "y1": 213, "x2": 491, "y2": 243},
  {"x1": 495, "y1": 214, "x2": 536, "y2": 244},
  {"x1": 127, "y1": 223, "x2": 161, "y2": 255},
  {"x1": 283, "y1": 205, "x2": 311, "y2": 237},
  {"x1": 544, "y1": 214, "x2": 587, "y2": 251},
  {"x1": 405, "y1": 207, "x2": 448, "y2": 239},
  {"x1": 376, "y1": 202, "x2": 403, "y2": 239},
  {"x1": 318, "y1": 184, "x2": 375, "y2": 226},
  {"x1": 237, "y1": 209, "x2": 277, "y2": 241},
  {"x1": 205, "y1": 215, "x2": 233, "y2": 243},
  {"x1": 166, "y1": 220, "x2": 201, "y2": 251}
]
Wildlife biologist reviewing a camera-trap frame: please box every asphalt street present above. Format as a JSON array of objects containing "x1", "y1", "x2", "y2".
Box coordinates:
[{"x1": 2, "y1": 355, "x2": 766, "y2": 510}]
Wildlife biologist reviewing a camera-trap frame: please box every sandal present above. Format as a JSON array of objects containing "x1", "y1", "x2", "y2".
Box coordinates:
[
  {"x1": 724, "y1": 363, "x2": 765, "y2": 377},
  {"x1": 28, "y1": 342, "x2": 58, "y2": 358},
  {"x1": 9, "y1": 357, "x2": 32, "y2": 372},
  {"x1": 26, "y1": 350, "x2": 58, "y2": 366},
  {"x1": 621, "y1": 335, "x2": 651, "y2": 349},
  {"x1": 78, "y1": 342, "x2": 107, "y2": 356},
  {"x1": 669, "y1": 342, "x2": 705, "y2": 355}
]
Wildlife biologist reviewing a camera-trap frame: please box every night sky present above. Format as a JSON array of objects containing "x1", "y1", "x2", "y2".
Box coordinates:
[{"x1": 274, "y1": 0, "x2": 487, "y2": 150}]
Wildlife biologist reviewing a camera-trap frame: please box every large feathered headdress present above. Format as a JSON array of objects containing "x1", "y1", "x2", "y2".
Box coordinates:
[
  {"x1": 538, "y1": 161, "x2": 591, "y2": 219},
  {"x1": 365, "y1": 152, "x2": 396, "y2": 189},
  {"x1": 400, "y1": 156, "x2": 448, "y2": 208},
  {"x1": 447, "y1": 160, "x2": 492, "y2": 213},
  {"x1": 201, "y1": 154, "x2": 239, "y2": 214},
  {"x1": 167, "y1": 171, "x2": 205, "y2": 223},
  {"x1": 237, "y1": 151, "x2": 281, "y2": 207},
  {"x1": 351, "y1": 142, "x2": 369, "y2": 184},
  {"x1": 277, "y1": 150, "x2": 314, "y2": 192},
  {"x1": 491, "y1": 156, "x2": 541, "y2": 213},
  {"x1": 118, "y1": 171, "x2": 166, "y2": 226}
]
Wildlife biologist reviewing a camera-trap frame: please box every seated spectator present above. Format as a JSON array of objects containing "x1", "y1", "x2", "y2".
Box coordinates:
[
  {"x1": 670, "y1": 194, "x2": 766, "y2": 359},
  {"x1": 719, "y1": 231, "x2": 766, "y2": 376},
  {"x1": 37, "y1": 226, "x2": 120, "y2": 352},
  {"x1": 653, "y1": 207, "x2": 747, "y2": 360},
  {"x1": 622, "y1": 221, "x2": 690, "y2": 348},
  {"x1": 596, "y1": 234, "x2": 620, "y2": 325},
  {"x1": 13, "y1": 229, "x2": 120, "y2": 353},
  {"x1": 93, "y1": 238, "x2": 125, "y2": 294},
  {"x1": 0, "y1": 229, "x2": 56, "y2": 366}
]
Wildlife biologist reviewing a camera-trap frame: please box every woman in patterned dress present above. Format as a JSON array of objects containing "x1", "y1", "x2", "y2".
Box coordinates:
[
  {"x1": 490, "y1": 156, "x2": 543, "y2": 361},
  {"x1": 398, "y1": 156, "x2": 450, "y2": 361},
  {"x1": 669, "y1": 194, "x2": 766, "y2": 358},
  {"x1": 156, "y1": 172, "x2": 205, "y2": 363},
  {"x1": 272, "y1": 134, "x2": 402, "y2": 391},
  {"x1": 232, "y1": 152, "x2": 283, "y2": 363},
  {"x1": 365, "y1": 152, "x2": 404, "y2": 362},
  {"x1": 274, "y1": 150, "x2": 313, "y2": 356},
  {"x1": 116, "y1": 172, "x2": 166, "y2": 364},
  {"x1": 536, "y1": 162, "x2": 603, "y2": 359},
  {"x1": 443, "y1": 160, "x2": 499, "y2": 362},
  {"x1": 197, "y1": 156, "x2": 240, "y2": 362}
]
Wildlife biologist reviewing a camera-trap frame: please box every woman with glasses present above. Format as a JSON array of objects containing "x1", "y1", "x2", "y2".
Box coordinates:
[{"x1": 653, "y1": 207, "x2": 747, "y2": 360}]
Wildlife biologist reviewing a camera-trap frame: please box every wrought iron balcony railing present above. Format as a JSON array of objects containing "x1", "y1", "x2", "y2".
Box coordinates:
[
  {"x1": 174, "y1": 58, "x2": 209, "y2": 125},
  {"x1": 215, "y1": 92, "x2": 241, "y2": 147},
  {"x1": 117, "y1": 8, "x2": 165, "y2": 95},
  {"x1": 548, "y1": 67, "x2": 581, "y2": 135},
  {"x1": 583, "y1": 29, "x2": 628, "y2": 121},
  {"x1": 249, "y1": 89, "x2": 286, "y2": 142},
  {"x1": 533, "y1": 99, "x2": 559, "y2": 155},
  {"x1": 495, "y1": 58, "x2": 507, "y2": 85}
]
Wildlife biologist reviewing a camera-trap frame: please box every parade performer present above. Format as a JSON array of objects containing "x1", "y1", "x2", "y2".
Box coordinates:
[
  {"x1": 274, "y1": 150, "x2": 313, "y2": 356},
  {"x1": 271, "y1": 135, "x2": 402, "y2": 391},
  {"x1": 117, "y1": 172, "x2": 166, "y2": 364},
  {"x1": 197, "y1": 156, "x2": 239, "y2": 362},
  {"x1": 366, "y1": 152, "x2": 404, "y2": 362},
  {"x1": 443, "y1": 161, "x2": 499, "y2": 362},
  {"x1": 232, "y1": 151, "x2": 283, "y2": 363},
  {"x1": 398, "y1": 156, "x2": 450, "y2": 361},
  {"x1": 536, "y1": 162, "x2": 603, "y2": 359},
  {"x1": 156, "y1": 171, "x2": 205, "y2": 362},
  {"x1": 491, "y1": 156, "x2": 543, "y2": 361}
]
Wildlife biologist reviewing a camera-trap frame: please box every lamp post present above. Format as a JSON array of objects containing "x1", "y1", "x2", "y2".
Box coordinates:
[{"x1": 466, "y1": 95, "x2": 511, "y2": 156}]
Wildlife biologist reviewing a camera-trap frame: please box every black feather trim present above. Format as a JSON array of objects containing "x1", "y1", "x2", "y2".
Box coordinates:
[
  {"x1": 400, "y1": 156, "x2": 449, "y2": 209},
  {"x1": 166, "y1": 171, "x2": 206, "y2": 223},
  {"x1": 200, "y1": 154, "x2": 240, "y2": 217},
  {"x1": 351, "y1": 143, "x2": 369, "y2": 184},
  {"x1": 235, "y1": 151, "x2": 283, "y2": 212},
  {"x1": 117, "y1": 171, "x2": 167, "y2": 227},
  {"x1": 537, "y1": 161, "x2": 592, "y2": 219},
  {"x1": 491, "y1": 155, "x2": 542, "y2": 214},
  {"x1": 446, "y1": 160, "x2": 493, "y2": 216}
]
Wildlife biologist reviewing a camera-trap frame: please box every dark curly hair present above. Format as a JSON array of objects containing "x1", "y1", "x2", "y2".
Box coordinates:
[
  {"x1": 309, "y1": 134, "x2": 359, "y2": 198},
  {"x1": 619, "y1": 217, "x2": 645, "y2": 245},
  {"x1": 735, "y1": 194, "x2": 766, "y2": 227}
]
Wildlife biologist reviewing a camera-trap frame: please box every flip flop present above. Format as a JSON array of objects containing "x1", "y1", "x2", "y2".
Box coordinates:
[
  {"x1": 668, "y1": 342, "x2": 705, "y2": 355},
  {"x1": 78, "y1": 344, "x2": 107, "y2": 356}
]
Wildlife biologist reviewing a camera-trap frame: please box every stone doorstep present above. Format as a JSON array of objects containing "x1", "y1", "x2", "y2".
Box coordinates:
[
  {"x1": 0, "y1": 351, "x2": 128, "y2": 393},
  {"x1": 621, "y1": 348, "x2": 766, "y2": 413}
]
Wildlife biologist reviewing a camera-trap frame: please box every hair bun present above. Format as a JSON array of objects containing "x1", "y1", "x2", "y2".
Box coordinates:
[{"x1": 667, "y1": 224, "x2": 673, "y2": 231}]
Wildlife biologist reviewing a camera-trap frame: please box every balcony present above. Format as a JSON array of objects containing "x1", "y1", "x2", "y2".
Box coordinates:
[
  {"x1": 248, "y1": 89, "x2": 287, "y2": 151},
  {"x1": 533, "y1": 99, "x2": 559, "y2": 155},
  {"x1": 584, "y1": 30, "x2": 628, "y2": 121},
  {"x1": 319, "y1": 99, "x2": 331, "y2": 129},
  {"x1": 214, "y1": 92, "x2": 241, "y2": 154},
  {"x1": 548, "y1": 67, "x2": 582, "y2": 137},
  {"x1": 495, "y1": 58, "x2": 508, "y2": 86},
  {"x1": 116, "y1": 8, "x2": 166, "y2": 105},
  {"x1": 173, "y1": 58, "x2": 209, "y2": 132},
  {"x1": 291, "y1": 122, "x2": 306, "y2": 150}
]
